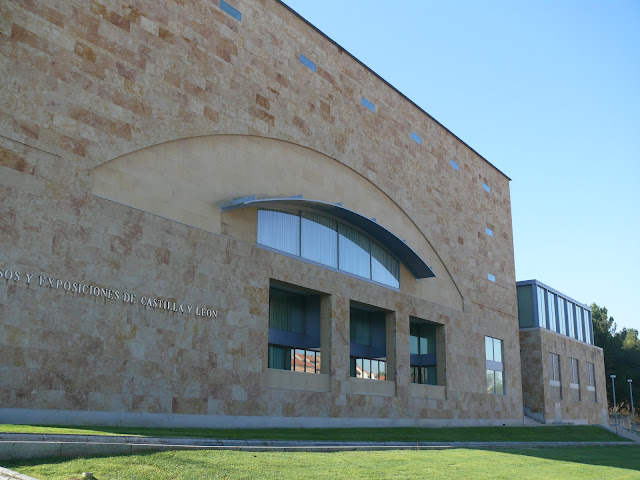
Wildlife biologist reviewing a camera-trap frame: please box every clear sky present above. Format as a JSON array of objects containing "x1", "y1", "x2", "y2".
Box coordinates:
[{"x1": 282, "y1": 0, "x2": 640, "y2": 333}]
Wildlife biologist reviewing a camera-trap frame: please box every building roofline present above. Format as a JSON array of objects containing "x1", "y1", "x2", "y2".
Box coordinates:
[
  {"x1": 516, "y1": 279, "x2": 591, "y2": 311},
  {"x1": 275, "y1": 0, "x2": 512, "y2": 181}
]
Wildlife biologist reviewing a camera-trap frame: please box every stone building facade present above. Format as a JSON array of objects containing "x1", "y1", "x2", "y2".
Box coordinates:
[
  {"x1": 517, "y1": 280, "x2": 608, "y2": 425},
  {"x1": 0, "y1": 0, "x2": 603, "y2": 427}
]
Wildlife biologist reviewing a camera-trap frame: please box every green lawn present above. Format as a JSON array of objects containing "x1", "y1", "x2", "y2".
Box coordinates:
[
  {"x1": 7, "y1": 447, "x2": 640, "y2": 480},
  {"x1": 0, "y1": 424, "x2": 625, "y2": 443}
]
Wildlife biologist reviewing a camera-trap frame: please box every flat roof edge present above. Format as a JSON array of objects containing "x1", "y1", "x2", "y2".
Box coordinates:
[{"x1": 275, "y1": 0, "x2": 511, "y2": 181}]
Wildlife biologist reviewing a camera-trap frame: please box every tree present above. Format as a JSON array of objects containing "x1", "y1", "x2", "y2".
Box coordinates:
[{"x1": 591, "y1": 302, "x2": 640, "y2": 415}]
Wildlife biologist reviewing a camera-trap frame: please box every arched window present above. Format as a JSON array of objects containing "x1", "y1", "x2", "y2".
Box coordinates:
[{"x1": 258, "y1": 208, "x2": 400, "y2": 288}]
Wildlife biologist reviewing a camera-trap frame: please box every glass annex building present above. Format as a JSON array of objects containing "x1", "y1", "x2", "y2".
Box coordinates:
[{"x1": 0, "y1": 0, "x2": 607, "y2": 428}]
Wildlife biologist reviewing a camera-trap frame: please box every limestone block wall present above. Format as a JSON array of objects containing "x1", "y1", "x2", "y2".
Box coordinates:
[
  {"x1": 0, "y1": 0, "x2": 522, "y2": 426},
  {"x1": 520, "y1": 328, "x2": 608, "y2": 425}
]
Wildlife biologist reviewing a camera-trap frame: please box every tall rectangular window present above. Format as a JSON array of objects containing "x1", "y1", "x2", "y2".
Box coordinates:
[
  {"x1": 268, "y1": 286, "x2": 321, "y2": 374},
  {"x1": 485, "y1": 336, "x2": 505, "y2": 395},
  {"x1": 583, "y1": 309, "x2": 591, "y2": 344},
  {"x1": 547, "y1": 292, "x2": 557, "y2": 332},
  {"x1": 537, "y1": 286, "x2": 547, "y2": 329},
  {"x1": 569, "y1": 357, "x2": 580, "y2": 402},
  {"x1": 410, "y1": 321, "x2": 437, "y2": 385},
  {"x1": 350, "y1": 306, "x2": 387, "y2": 380},
  {"x1": 557, "y1": 297, "x2": 567, "y2": 335},
  {"x1": 575, "y1": 308, "x2": 583, "y2": 342},
  {"x1": 566, "y1": 301, "x2": 575, "y2": 338},
  {"x1": 549, "y1": 352, "x2": 562, "y2": 400},
  {"x1": 587, "y1": 362, "x2": 597, "y2": 402}
]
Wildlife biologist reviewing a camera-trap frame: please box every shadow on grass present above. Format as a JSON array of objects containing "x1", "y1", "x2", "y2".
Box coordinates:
[
  {"x1": 5, "y1": 445, "x2": 640, "y2": 475},
  {"x1": 1, "y1": 424, "x2": 627, "y2": 443},
  {"x1": 484, "y1": 445, "x2": 640, "y2": 471}
]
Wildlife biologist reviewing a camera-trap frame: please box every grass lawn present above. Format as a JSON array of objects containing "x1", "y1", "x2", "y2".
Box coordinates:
[
  {"x1": 0, "y1": 424, "x2": 626, "y2": 443},
  {"x1": 6, "y1": 446, "x2": 640, "y2": 480}
]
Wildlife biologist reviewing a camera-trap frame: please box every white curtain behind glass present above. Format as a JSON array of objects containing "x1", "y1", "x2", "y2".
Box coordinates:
[
  {"x1": 258, "y1": 209, "x2": 300, "y2": 255},
  {"x1": 301, "y1": 212, "x2": 338, "y2": 267},
  {"x1": 338, "y1": 224, "x2": 371, "y2": 278}
]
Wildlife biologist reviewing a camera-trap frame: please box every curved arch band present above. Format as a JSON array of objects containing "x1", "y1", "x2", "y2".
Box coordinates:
[{"x1": 222, "y1": 196, "x2": 436, "y2": 280}]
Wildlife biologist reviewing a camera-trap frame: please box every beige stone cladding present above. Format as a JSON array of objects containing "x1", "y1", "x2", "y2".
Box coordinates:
[
  {"x1": 0, "y1": 0, "x2": 520, "y2": 425},
  {"x1": 520, "y1": 328, "x2": 607, "y2": 425}
]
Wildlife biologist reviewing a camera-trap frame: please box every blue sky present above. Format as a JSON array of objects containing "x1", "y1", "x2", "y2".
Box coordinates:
[{"x1": 282, "y1": 0, "x2": 640, "y2": 333}]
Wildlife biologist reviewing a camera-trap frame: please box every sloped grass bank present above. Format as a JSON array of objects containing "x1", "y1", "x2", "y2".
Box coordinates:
[{"x1": 7, "y1": 446, "x2": 640, "y2": 480}]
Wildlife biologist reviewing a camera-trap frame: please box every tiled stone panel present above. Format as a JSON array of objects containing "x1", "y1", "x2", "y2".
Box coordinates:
[{"x1": 0, "y1": 0, "x2": 520, "y2": 424}]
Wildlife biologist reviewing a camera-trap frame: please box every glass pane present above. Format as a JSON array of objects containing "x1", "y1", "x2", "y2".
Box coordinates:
[
  {"x1": 419, "y1": 336, "x2": 428, "y2": 355},
  {"x1": 315, "y1": 351, "x2": 321, "y2": 373},
  {"x1": 583, "y1": 310, "x2": 591, "y2": 344},
  {"x1": 493, "y1": 338, "x2": 502, "y2": 363},
  {"x1": 547, "y1": 293, "x2": 557, "y2": 332},
  {"x1": 356, "y1": 358, "x2": 363, "y2": 379},
  {"x1": 427, "y1": 366, "x2": 437, "y2": 385},
  {"x1": 269, "y1": 345, "x2": 285, "y2": 369},
  {"x1": 294, "y1": 349, "x2": 305, "y2": 372},
  {"x1": 362, "y1": 358, "x2": 371, "y2": 379},
  {"x1": 269, "y1": 288, "x2": 305, "y2": 333},
  {"x1": 410, "y1": 334, "x2": 419, "y2": 355},
  {"x1": 487, "y1": 369, "x2": 495, "y2": 394},
  {"x1": 350, "y1": 309, "x2": 372, "y2": 345},
  {"x1": 338, "y1": 224, "x2": 371, "y2": 278},
  {"x1": 301, "y1": 212, "x2": 338, "y2": 267},
  {"x1": 537, "y1": 287, "x2": 547, "y2": 329},
  {"x1": 410, "y1": 366, "x2": 417, "y2": 383},
  {"x1": 495, "y1": 371, "x2": 504, "y2": 395},
  {"x1": 567, "y1": 302, "x2": 575, "y2": 338},
  {"x1": 378, "y1": 361, "x2": 386, "y2": 381},
  {"x1": 557, "y1": 297, "x2": 566, "y2": 335},
  {"x1": 371, "y1": 242, "x2": 399, "y2": 288},
  {"x1": 258, "y1": 209, "x2": 299, "y2": 255},
  {"x1": 371, "y1": 360, "x2": 379, "y2": 380},
  {"x1": 575, "y1": 308, "x2": 583, "y2": 341},
  {"x1": 485, "y1": 337, "x2": 493, "y2": 361}
]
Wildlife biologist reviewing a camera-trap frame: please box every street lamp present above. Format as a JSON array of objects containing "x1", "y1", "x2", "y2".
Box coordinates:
[
  {"x1": 629, "y1": 379, "x2": 636, "y2": 433},
  {"x1": 611, "y1": 374, "x2": 617, "y2": 434}
]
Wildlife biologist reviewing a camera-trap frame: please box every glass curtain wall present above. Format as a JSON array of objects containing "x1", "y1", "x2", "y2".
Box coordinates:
[{"x1": 532, "y1": 283, "x2": 593, "y2": 345}]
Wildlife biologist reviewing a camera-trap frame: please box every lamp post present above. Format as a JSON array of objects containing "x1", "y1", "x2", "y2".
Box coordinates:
[
  {"x1": 629, "y1": 379, "x2": 636, "y2": 433},
  {"x1": 611, "y1": 374, "x2": 617, "y2": 434}
]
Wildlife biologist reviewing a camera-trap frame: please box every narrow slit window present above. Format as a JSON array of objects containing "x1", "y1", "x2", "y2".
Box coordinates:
[
  {"x1": 483, "y1": 183, "x2": 491, "y2": 193},
  {"x1": 299, "y1": 54, "x2": 316, "y2": 72},
  {"x1": 450, "y1": 159, "x2": 459, "y2": 171},
  {"x1": 219, "y1": 0, "x2": 241, "y2": 21},
  {"x1": 485, "y1": 227, "x2": 493, "y2": 237},
  {"x1": 361, "y1": 96, "x2": 375, "y2": 112},
  {"x1": 410, "y1": 131, "x2": 422, "y2": 144}
]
